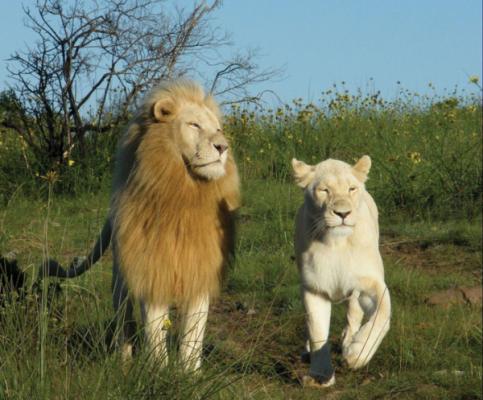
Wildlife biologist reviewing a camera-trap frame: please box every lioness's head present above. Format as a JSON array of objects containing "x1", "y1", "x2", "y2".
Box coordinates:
[
  {"x1": 292, "y1": 156, "x2": 371, "y2": 236},
  {"x1": 146, "y1": 81, "x2": 229, "y2": 180}
]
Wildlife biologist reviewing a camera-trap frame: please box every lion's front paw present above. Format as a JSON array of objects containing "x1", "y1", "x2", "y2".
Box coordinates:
[{"x1": 302, "y1": 373, "x2": 335, "y2": 388}]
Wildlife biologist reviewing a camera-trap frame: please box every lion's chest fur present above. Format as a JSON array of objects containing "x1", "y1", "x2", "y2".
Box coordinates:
[{"x1": 113, "y1": 160, "x2": 234, "y2": 307}]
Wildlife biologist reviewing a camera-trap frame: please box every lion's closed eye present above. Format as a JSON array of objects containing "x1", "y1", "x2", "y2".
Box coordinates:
[{"x1": 189, "y1": 122, "x2": 201, "y2": 129}]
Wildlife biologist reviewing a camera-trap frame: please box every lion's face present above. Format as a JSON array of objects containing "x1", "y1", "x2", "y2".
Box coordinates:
[
  {"x1": 174, "y1": 103, "x2": 228, "y2": 180},
  {"x1": 153, "y1": 98, "x2": 229, "y2": 180},
  {"x1": 292, "y1": 156, "x2": 371, "y2": 237}
]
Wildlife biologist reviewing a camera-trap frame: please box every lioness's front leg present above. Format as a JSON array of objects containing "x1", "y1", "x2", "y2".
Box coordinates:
[
  {"x1": 180, "y1": 294, "x2": 209, "y2": 371},
  {"x1": 302, "y1": 289, "x2": 335, "y2": 387},
  {"x1": 343, "y1": 279, "x2": 391, "y2": 369}
]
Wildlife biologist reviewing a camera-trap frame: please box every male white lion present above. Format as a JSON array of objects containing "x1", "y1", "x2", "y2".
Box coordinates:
[
  {"x1": 43, "y1": 80, "x2": 240, "y2": 371},
  {"x1": 292, "y1": 155, "x2": 390, "y2": 387}
]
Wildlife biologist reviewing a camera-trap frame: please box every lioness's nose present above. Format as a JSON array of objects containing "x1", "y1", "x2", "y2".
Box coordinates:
[
  {"x1": 214, "y1": 143, "x2": 228, "y2": 155},
  {"x1": 334, "y1": 210, "x2": 351, "y2": 219}
]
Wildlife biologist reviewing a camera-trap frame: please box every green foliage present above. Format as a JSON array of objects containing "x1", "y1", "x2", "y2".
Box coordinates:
[
  {"x1": 0, "y1": 84, "x2": 481, "y2": 398},
  {"x1": 1, "y1": 85, "x2": 482, "y2": 219},
  {"x1": 0, "y1": 128, "x2": 118, "y2": 202},
  {"x1": 226, "y1": 87, "x2": 482, "y2": 219},
  {"x1": 0, "y1": 180, "x2": 481, "y2": 399}
]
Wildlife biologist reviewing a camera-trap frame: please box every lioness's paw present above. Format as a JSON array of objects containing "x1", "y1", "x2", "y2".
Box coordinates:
[
  {"x1": 341, "y1": 326, "x2": 354, "y2": 349},
  {"x1": 343, "y1": 341, "x2": 369, "y2": 369},
  {"x1": 302, "y1": 373, "x2": 335, "y2": 388}
]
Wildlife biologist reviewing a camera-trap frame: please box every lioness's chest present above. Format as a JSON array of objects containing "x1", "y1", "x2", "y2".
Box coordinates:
[{"x1": 300, "y1": 242, "x2": 368, "y2": 301}]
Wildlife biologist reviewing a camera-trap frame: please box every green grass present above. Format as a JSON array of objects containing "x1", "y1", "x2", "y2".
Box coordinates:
[
  {"x1": 0, "y1": 87, "x2": 482, "y2": 398},
  {"x1": 1, "y1": 176, "x2": 481, "y2": 399}
]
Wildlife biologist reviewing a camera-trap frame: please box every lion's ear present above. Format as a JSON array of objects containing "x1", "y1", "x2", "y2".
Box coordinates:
[
  {"x1": 153, "y1": 98, "x2": 177, "y2": 122},
  {"x1": 352, "y1": 155, "x2": 371, "y2": 182},
  {"x1": 292, "y1": 158, "x2": 315, "y2": 188}
]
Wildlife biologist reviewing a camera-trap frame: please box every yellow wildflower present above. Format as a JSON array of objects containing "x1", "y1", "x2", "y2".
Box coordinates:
[
  {"x1": 41, "y1": 170, "x2": 60, "y2": 184},
  {"x1": 407, "y1": 151, "x2": 422, "y2": 164},
  {"x1": 162, "y1": 318, "x2": 172, "y2": 330},
  {"x1": 68, "y1": 159, "x2": 75, "y2": 167}
]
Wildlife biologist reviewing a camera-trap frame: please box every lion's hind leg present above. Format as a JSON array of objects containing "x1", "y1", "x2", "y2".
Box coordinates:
[
  {"x1": 112, "y1": 263, "x2": 136, "y2": 364},
  {"x1": 179, "y1": 293, "x2": 210, "y2": 372},
  {"x1": 343, "y1": 280, "x2": 391, "y2": 369}
]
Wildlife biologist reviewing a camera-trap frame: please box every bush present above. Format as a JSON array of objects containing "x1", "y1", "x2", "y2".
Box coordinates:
[{"x1": 226, "y1": 88, "x2": 482, "y2": 219}]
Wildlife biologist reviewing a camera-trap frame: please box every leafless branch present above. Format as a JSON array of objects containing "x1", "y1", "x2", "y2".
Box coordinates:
[{"x1": 2, "y1": 0, "x2": 280, "y2": 170}]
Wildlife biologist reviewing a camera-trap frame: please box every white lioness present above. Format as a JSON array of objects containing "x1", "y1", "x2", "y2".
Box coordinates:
[{"x1": 292, "y1": 155, "x2": 390, "y2": 387}]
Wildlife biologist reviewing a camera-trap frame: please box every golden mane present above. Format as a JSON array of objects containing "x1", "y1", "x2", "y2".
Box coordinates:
[{"x1": 111, "y1": 80, "x2": 239, "y2": 309}]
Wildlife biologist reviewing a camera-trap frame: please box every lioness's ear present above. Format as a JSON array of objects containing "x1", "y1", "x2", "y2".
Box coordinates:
[
  {"x1": 292, "y1": 158, "x2": 315, "y2": 188},
  {"x1": 153, "y1": 98, "x2": 177, "y2": 122},
  {"x1": 352, "y1": 155, "x2": 371, "y2": 182}
]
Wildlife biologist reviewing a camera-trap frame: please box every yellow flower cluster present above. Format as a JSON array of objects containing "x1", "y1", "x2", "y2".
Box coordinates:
[{"x1": 407, "y1": 151, "x2": 422, "y2": 164}]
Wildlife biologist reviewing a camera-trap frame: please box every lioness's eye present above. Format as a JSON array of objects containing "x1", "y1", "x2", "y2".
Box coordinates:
[
  {"x1": 189, "y1": 122, "x2": 201, "y2": 129},
  {"x1": 349, "y1": 187, "x2": 357, "y2": 192},
  {"x1": 317, "y1": 187, "x2": 329, "y2": 194}
]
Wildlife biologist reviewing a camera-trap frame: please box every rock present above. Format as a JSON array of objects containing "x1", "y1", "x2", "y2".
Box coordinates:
[
  {"x1": 434, "y1": 369, "x2": 465, "y2": 377},
  {"x1": 460, "y1": 286, "x2": 482, "y2": 306},
  {"x1": 425, "y1": 286, "x2": 482, "y2": 308},
  {"x1": 425, "y1": 288, "x2": 465, "y2": 307}
]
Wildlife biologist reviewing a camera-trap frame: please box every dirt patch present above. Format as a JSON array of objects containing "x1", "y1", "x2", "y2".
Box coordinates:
[{"x1": 380, "y1": 236, "x2": 481, "y2": 280}]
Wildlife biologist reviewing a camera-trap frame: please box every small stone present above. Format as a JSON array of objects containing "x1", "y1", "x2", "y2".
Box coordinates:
[
  {"x1": 361, "y1": 377, "x2": 374, "y2": 386},
  {"x1": 246, "y1": 308, "x2": 256, "y2": 315}
]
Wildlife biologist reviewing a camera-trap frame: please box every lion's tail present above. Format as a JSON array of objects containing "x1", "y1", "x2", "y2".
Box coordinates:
[{"x1": 39, "y1": 219, "x2": 112, "y2": 279}]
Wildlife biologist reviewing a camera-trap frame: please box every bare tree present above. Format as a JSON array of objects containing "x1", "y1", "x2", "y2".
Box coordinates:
[
  {"x1": 2, "y1": 0, "x2": 276, "y2": 168},
  {"x1": 205, "y1": 48, "x2": 282, "y2": 106}
]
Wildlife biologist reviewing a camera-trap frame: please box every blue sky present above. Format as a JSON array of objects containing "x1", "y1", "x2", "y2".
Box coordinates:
[{"x1": 0, "y1": 1, "x2": 481, "y2": 103}]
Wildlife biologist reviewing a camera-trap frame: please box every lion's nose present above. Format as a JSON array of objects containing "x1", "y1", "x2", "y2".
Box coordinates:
[
  {"x1": 214, "y1": 143, "x2": 228, "y2": 155},
  {"x1": 334, "y1": 210, "x2": 351, "y2": 219}
]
